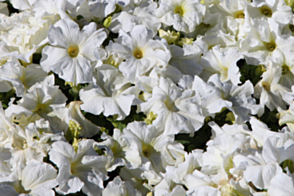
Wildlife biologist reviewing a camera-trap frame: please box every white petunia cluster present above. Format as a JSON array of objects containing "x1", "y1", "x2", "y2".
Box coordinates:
[{"x1": 1, "y1": 0, "x2": 294, "y2": 195}]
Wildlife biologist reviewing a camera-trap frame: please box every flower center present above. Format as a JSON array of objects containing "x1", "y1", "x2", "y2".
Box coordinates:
[
  {"x1": 260, "y1": 5, "x2": 272, "y2": 17},
  {"x1": 262, "y1": 81, "x2": 271, "y2": 91},
  {"x1": 164, "y1": 98, "x2": 179, "y2": 112},
  {"x1": 266, "y1": 42, "x2": 276, "y2": 51},
  {"x1": 13, "y1": 180, "x2": 31, "y2": 194},
  {"x1": 142, "y1": 143, "x2": 155, "y2": 158},
  {"x1": 68, "y1": 45, "x2": 79, "y2": 58},
  {"x1": 174, "y1": 5, "x2": 184, "y2": 16},
  {"x1": 133, "y1": 48, "x2": 143, "y2": 59},
  {"x1": 234, "y1": 11, "x2": 245, "y2": 19},
  {"x1": 282, "y1": 65, "x2": 290, "y2": 75},
  {"x1": 32, "y1": 103, "x2": 47, "y2": 113}
]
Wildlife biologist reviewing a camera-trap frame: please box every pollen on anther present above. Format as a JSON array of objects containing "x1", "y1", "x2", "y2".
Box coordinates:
[
  {"x1": 133, "y1": 48, "x2": 143, "y2": 59},
  {"x1": 68, "y1": 45, "x2": 79, "y2": 58}
]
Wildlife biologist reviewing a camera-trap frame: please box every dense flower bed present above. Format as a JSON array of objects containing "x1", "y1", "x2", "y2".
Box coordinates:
[{"x1": 1, "y1": 0, "x2": 294, "y2": 195}]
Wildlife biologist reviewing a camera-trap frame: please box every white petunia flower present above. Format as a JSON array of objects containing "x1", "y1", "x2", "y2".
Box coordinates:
[
  {"x1": 32, "y1": 0, "x2": 68, "y2": 20},
  {"x1": 122, "y1": 121, "x2": 183, "y2": 174},
  {"x1": 233, "y1": 137, "x2": 284, "y2": 190},
  {"x1": 0, "y1": 15, "x2": 51, "y2": 63},
  {"x1": 184, "y1": 170, "x2": 220, "y2": 196},
  {"x1": 239, "y1": 18, "x2": 294, "y2": 65},
  {"x1": 7, "y1": 121, "x2": 58, "y2": 168},
  {"x1": 9, "y1": 0, "x2": 37, "y2": 11},
  {"x1": 200, "y1": 45, "x2": 242, "y2": 85},
  {"x1": 80, "y1": 65, "x2": 141, "y2": 120},
  {"x1": 106, "y1": 25, "x2": 171, "y2": 82},
  {"x1": 278, "y1": 102, "x2": 294, "y2": 132},
  {"x1": 49, "y1": 140, "x2": 108, "y2": 196},
  {"x1": 0, "y1": 41, "x2": 25, "y2": 66},
  {"x1": 95, "y1": 128, "x2": 142, "y2": 171},
  {"x1": 119, "y1": 167, "x2": 151, "y2": 195},
  {"x1": 248, "y1": 0, "x2": 293, "y2": 25},
  {"x1": 156, "y1": 0, "x2": 206, "y2": 33},
  {"x1": 193, "y1": 74, "x2": 260, "y2": 124},
  {"x1": 168, "y1": 44, "x2": 203, "y2": 77},
  {"x1": 215, "y1": 0, "x2": 250, "y2": 37},
  {"x1": 254, "y1": 62, "x2": 293, "y2": 113},
  {"x1": 0, "y1": 160, "x2": 58, "y2": 196},
  {"x1": 267, "y1": 172, "x2": 294, "y2": 196},
  {"x1": 0, "y1": 102, "x2": 27, "y2": 147},
  {"x1": 66, "y1": 0, "x2": 93, "y2": 21},
  {"x1": 140, "y1": 77, "x2": 205, "y2": 136},
  {"x1": 162, "y1": 149, "x2": 203, "y2": 186},
  {"x1": 0, "y1": 60, "x2": 48, "y2": 97},
  {"x1": 40, "y1": 19, "x2": 107, "y2": 85},
  {"x1": 102, "y1": 176, "x2": 142, "y2": 196},
  {"x1": 193, "y1": 31, "x2": 238, "y2": 54},
  {"x1": 88, "y1": 0, "x2": 116, "y2": 21},
  {"x1": 18, "y1": 76, "x2": 67, "y2": 120},
  {"x1": 153, "y1": 166, "x2": 187, "y2": 196},
  {"x1": 48, "y1": 101, "x2": 101, "y2": 137},
  {"x1": 109, "y1": 4, "x2": 161, "y2": 35}
]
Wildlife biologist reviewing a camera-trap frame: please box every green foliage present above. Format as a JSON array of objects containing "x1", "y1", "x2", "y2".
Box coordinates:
[
  {"x1": 4, "y1": 0, "x2": 19, "y2": 15},
  {"x1": 258, "y1": 107, "x2": 281, "y2": 131},
  {"x1": 280, "y1": 159, "x2": 294, "y2": 173},
  {"x1": 0, "y1": 89, "x2": 16, "y2": 109},
  {"x1": 175, "y1": 108, "x2": 236, "y2": 152},
  {"x1": 238, "y1": 59, "x2": 264, "y2": 86},
  {"x1": 106, "y1": 106, "x2": 146, "y2": 132},
  {"x1": 32, "y1": 53, "x2": 42, "y2": 64}
]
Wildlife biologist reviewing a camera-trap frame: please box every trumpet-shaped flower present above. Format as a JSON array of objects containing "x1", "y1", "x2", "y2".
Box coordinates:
[
  {"x1": 102, "y1": 176, "x2": 142, "y2": 196},
  {"x1": 40, "y1": 19, "x2": 107, "y2": 85},
  {"x1": 0, "y1": 60, "x2": 48, "y2": 97},
  {"x1": 106, "y1": 25, "x2": 171, "y2": 82},
  {"x1": 239, "y1": 18, "x2": 294, "y2": 65},
  {"x1": 267, "y1": 172, "x2": 294, "y2": 195},
  {"x1": 88, "y1": 0, "x2": 116, "y2": 21},
  {"x1": 168, "y1": 44, "x2": 203, "y2": 77},
  {"x1": 49, "y1": 140, "x2": 108, "y2": 195},
  {"x1": 278, "y1": 102, "x2": 294, "y2": 132},
  {"x1": 233, "y1": 137, "x2": 284, "y2": 190},
  {"x1": 48, "y1": 101, "x2": 101, "y2": 138},
  {"x1": 139, "y1": 77, "x2": 205, "y2": 135},
  {"x1": 200, "y1": 45, "x2": 242, "y2": 85},
  {"x1": 0, "y1": 160, "x2": 58, "y2": 196},
  {"x1": 193, "y1": 74, "x2": 259, "y2": 124},
  {"x1": 122, "y1": 121, "x2": 177, "y2": 174},
  {"x1": 18, "y1": 78, "x2": 67, "y2": 120},
  {"x1": 0, "y1": 15, "x2": 50, "y2": 64},
  {"x1": 95, "y1": 128, "x2": 141, "y2": 171},
  {"x1": 80, "y1": 65, "x2": 141, "y2": 120},
  {"x1": 109, "y1": 5, "x2": 161, "y2": 35},
  {"x1": 254, "y1": 63, "x2": 294, "y2": 112},
  {"x1": 32, "y1": 0, "x2": 68, "y2": 20},
  {"x1": 156, "y1": 0, "x2": 206, "y2": 33},
  {"x1": 248, "y1": 0, "x2": 293, "y2": 25}
]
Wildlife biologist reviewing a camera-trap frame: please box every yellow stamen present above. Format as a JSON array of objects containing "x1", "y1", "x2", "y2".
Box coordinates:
[
  {"x1": 266, "y1": 42, "x2": 276, "y2": 51},
  {"x1": 133, "y1": 48, "x2": 143, "y2": 59},
  {"x1": 68, "y1": 45, "x2": 79, "y2": 58},
  {"x1": 142, "y1": 143, "x2": 155, "y2": 158},
  {"x1": 260, "y1": 5, "x2": 272, "y2": 17},
  {"x1": 234, "y1": 11, "x2": 245, "y2": 18},
  {"x1": 282, "y1": 65, "x2": 290, "y2": 75},
  {"x1": 174, "y1": 5, "x2": 184, "y2": 16},
  {"x1": 262, "y1": 81, "x2": 271, "y2": 91}
]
